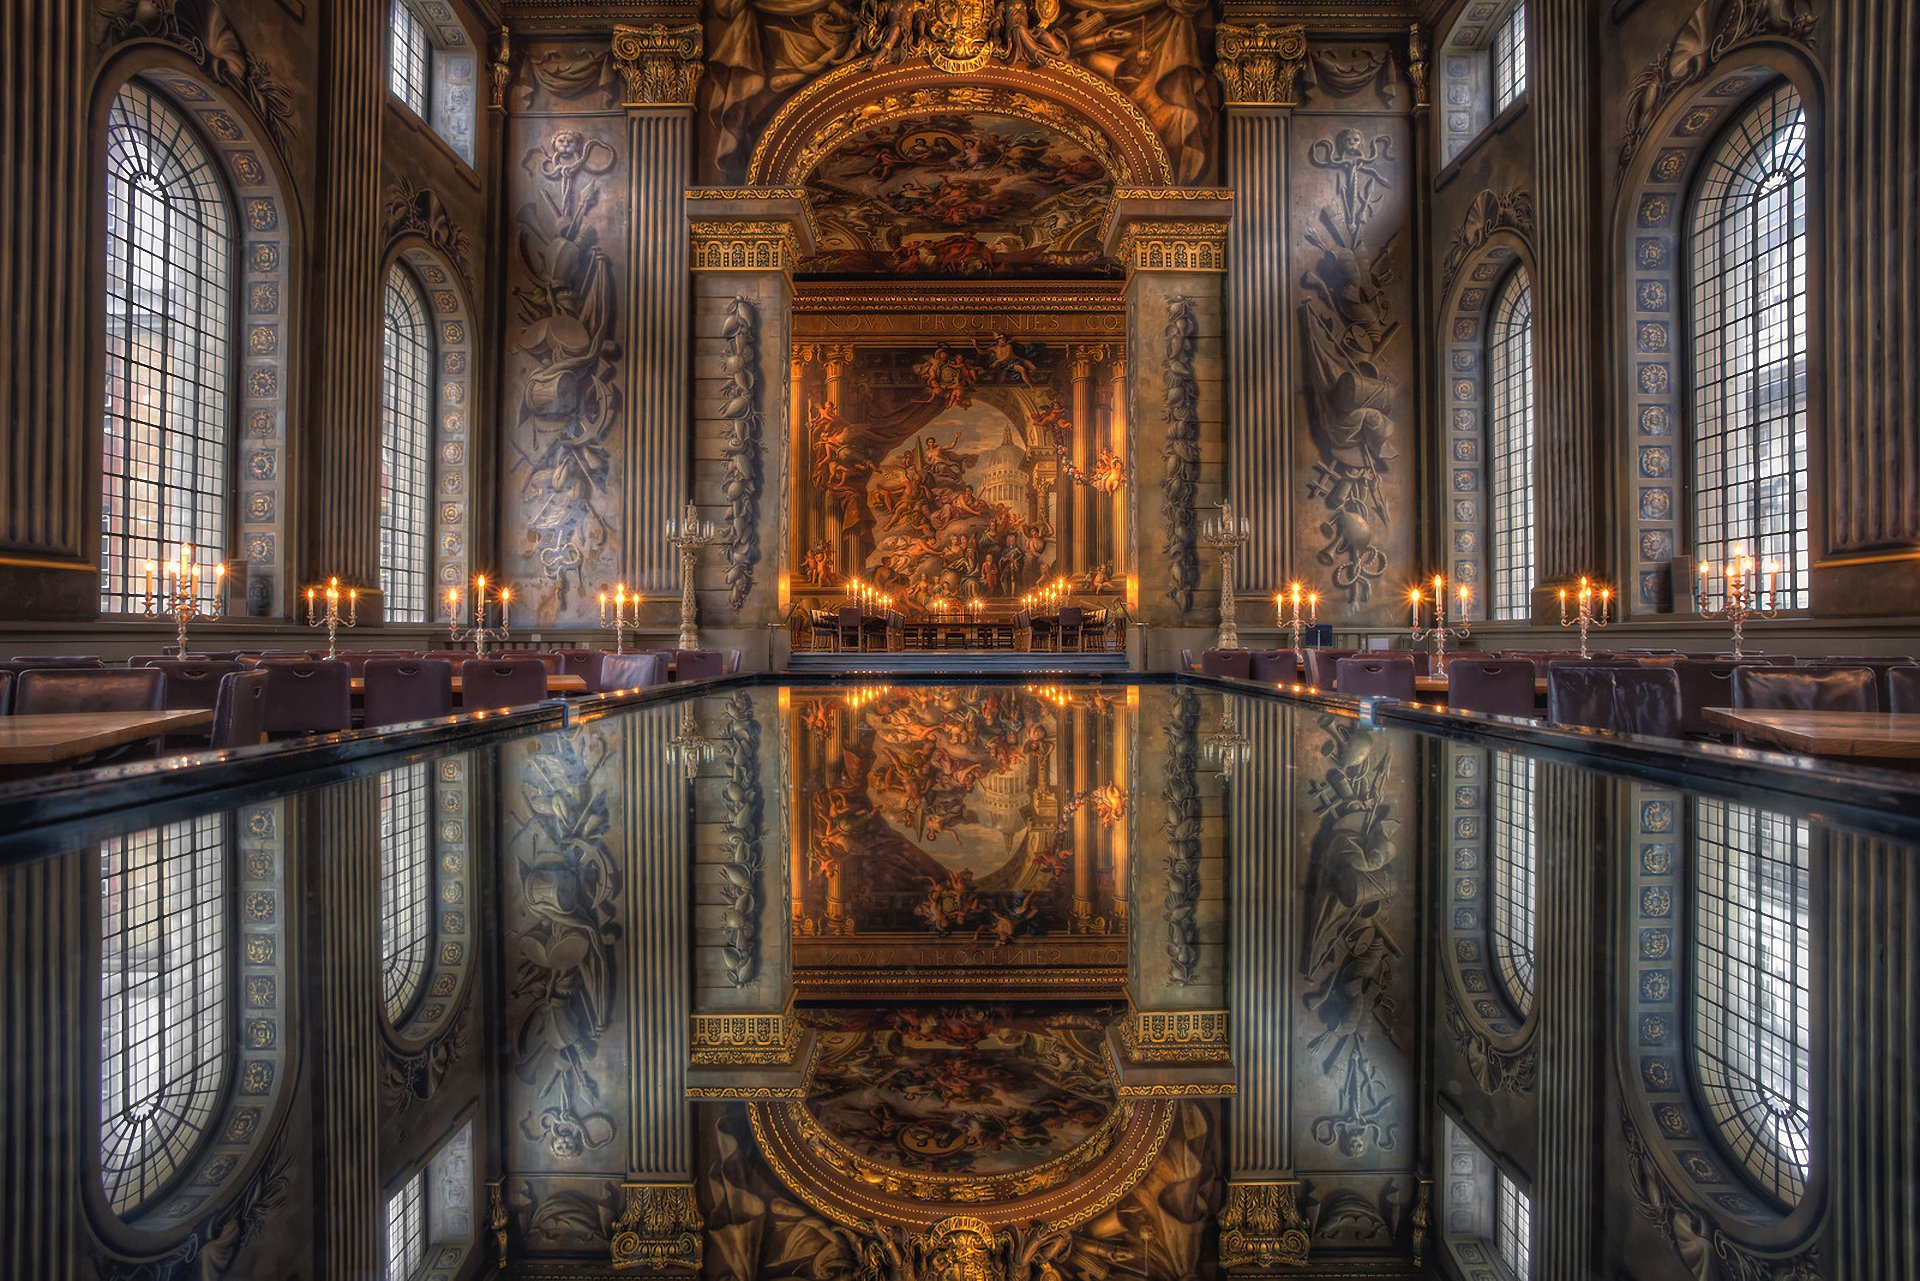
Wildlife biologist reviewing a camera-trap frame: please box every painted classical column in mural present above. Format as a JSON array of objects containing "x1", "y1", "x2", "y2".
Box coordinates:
[
  {"x1": 688, "y1": 191, "x2": 809, "y2": 670},
  {"x1": 1107, "y1": 192, "x2": 1232, "y2": 665}
]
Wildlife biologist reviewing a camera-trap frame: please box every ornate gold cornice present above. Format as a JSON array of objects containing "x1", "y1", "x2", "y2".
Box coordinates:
[
  {"x1": 610, "y1": 1183, "x2": 702, "y2": 1272},
  {"x1": 689, "y1": 1011, "x2": 798, "y2": 1065},
  {"x1": 685, "y1": 186, "x2": 809, "y2": 202},
  {"x1": 1119, "y1": 1009, "x2": 1231, "y2": 1062},
  {"x1": 610, "y1": 22, "x2": 702, "y2": 106},
  {"x1": 1216, "y1": 22, "x2": 1309, "y2": 105},
  {"x1": 1218, "y1": 1181, "x2": 1312, "y2": 1269},
  {"x1": 1115, "y1": 221, "x2": 1230, "y2": 273},
  {"x1": 689, "y1": 219, "x2": 803, "y2": 273}
]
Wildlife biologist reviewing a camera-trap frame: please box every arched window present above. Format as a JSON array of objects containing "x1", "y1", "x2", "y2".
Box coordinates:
[
  {"x1": 99, "y1": 815, "x2": 229, "y2": 1214},
  {"x1": 1688, "y1": 83, "x2": 1810, "y2": 609},
  {"x1": 100, "y1": 82, "x2": 235, "y2": 615},
  {"x1": 380, "y1": 763, "x2": 433, "y2": 1023},
  {"x1": 1692, "y1": 798, "x2": 1812, "y2": 1207},
  {"x1": 1488, "y1": 753, "x2": 1536, "y2": 1015},
  {"x1": 1487, "y1": 269, "x2": 1535, "y2": 620},
  {"x1": 381, "y1": 268, "x2": 434, "y2": 624}
]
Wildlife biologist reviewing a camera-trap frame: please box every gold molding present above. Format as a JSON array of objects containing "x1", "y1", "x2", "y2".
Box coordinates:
[
  {"x1": 689, "y1": 220, "x2": 803, "y2": 273},
  {"x1": 685, "y1": 186, "x2": 809, "y2": 202},
  {"x1": 609, "y1": 1183, "x2": 702, "y2": 1272},
  {"x1": 1115, "y1": 1080, "x2": 1238, "y2": 1097},
  {"x1": 682, "y1": 1084, "x2": 805, "y2": 1099},
  {"x1": 610, "y1": 23, "x2": 702, "y2": 106},
  {"x1": 1215, "y1": 23, "x2": 1309, "y2": 106},
  {"x1": 1116, "y1": 221, "x2": 1229, "y2": 273},
  {"x1": 689, "y1": 1011, "x2": 798, "y2": 1065},
  {"x1": 1119, "y1": 1009, "x2": 1231, "y2": 1062},
  {"x1": 1218, "y1": 1181, "x2": 1312, "y2": 1270}
]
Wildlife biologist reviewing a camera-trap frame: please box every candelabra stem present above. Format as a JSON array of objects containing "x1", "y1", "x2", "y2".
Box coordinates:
[
  {"x1": 176, "y1": 607, "x2": 191, "y2": 656},
  {"x1": 1217, "y1": 549, "x2": 1239, "y2": 650},
  {"x1": 678, "y1": 545, "x2": 700, "y2": 651},
  {"x1": 325, "y1": 616, "x2": 339, "y2": 660},
  {"x1": 1578, "y1": 613, "x2": 1591, "y2": 660}
]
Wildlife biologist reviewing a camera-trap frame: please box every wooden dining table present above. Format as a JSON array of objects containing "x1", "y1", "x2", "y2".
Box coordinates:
[
  {"x1": 1702, "y1": 708, "x2": 1920, "y2": 759},
  {"x1": 347, "y1": 673, "x2": 588, "y2": 696},
  {"x1": 0, "y1": 709, "x2": 215, "y2": 766}
]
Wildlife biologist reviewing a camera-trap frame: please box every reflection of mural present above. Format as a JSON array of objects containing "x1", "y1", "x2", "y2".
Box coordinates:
[
  {"x1": 801, "y1": 1005, "x2": 1115, "y2": 1175},
  {"x1": 804, "y1": 114, "x2": 1115, "y2": 277}
]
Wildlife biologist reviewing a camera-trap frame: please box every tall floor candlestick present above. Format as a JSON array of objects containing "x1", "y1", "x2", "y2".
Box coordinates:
[
  {"x1": 1200, "y1": 503, "x2": 1251, "y2": 650},
  {"x1": 666, "y1": 501, "x2": 727, "y2": 651}
]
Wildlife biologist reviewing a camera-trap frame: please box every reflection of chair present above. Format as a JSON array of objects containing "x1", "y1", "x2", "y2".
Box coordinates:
[{"x1": 1336, "y1": 657, "x2": 1415, "y2": 700}]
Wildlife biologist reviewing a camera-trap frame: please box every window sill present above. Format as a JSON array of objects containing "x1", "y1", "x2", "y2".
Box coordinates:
[
  {"x1": 383, "y1": 97, "x2": 480, "y2": 189},
  {"x1": 1434, "y1": 93, "x2": 1531, "y2": 192}
]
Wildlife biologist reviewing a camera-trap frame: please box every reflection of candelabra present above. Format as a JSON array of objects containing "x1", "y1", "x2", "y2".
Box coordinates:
[
  {"x1": 596, "y1": 582, "x2": 642, "y2": 654},
  {"x1": 1695, "y1": 549, "x2": 1779, "y2": 660},
  {"x1": 1409, "y1": 574, "x2": 1471, "y2": 673},
  {"x1": 1557, "y1": 576, "x2": 1613, "y2": 659},
  {"x1": 1274, "y1": 581, "x2": 1320, "y2": 666},
  {"x1": 304, "y1": 577, "x2": 359, "y2": 658},
  {"x1": 143, "y1": 544, "x2": 226, "y2": 654},
  {"x1": 666, "y1": 501, "x2": 727, "y2": 650},
  {"x1": 1200, "y1": 503, "x2": 1251, "y2": 650},
  {"x1": 667, "y1": 702, "x2": 722, "y2": 781},
  {"x1": 1203, "y1": 701, "x2": 1251, "y2": 778},
  {"x1": 445, "y1": 574, "x2": 511, "y2": 650}
]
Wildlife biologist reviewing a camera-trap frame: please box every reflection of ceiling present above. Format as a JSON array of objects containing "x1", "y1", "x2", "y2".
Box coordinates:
[{"x1": 802, "y1": 113, "x2": 1118, "y2": 278}]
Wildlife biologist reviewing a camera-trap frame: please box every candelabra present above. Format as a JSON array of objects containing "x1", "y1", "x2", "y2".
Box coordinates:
[
  {"x1": 445, "y1": 574, "x2": 511, "y2": 650},
  {"x1": 666, "y1": 501, "x2": 727, "y2": 651},
  {"x1": 1557, "y1": 576, "x2": 1613, "y2": 659},
  {"x1": 1409, "y1": 574, "x2": 1472, "y2": 673},
  {"x1": 1274, "y1": 581, "x2": 1320, "y2": 666},
  {"x1": 304, "y1": 577, "x2": 359, "y2": 658},
  {"x1": 1200, "y1": 502, "x2": 1251, "y2": 650},
  {"x1": 1203, "y1": 700, "x2": 1251, "y2": 779},
  {"x1": 1695, "y1": 550, "x2": 1779, "y2": 660},
  {"x1": 142, "y1": 544, "x2": 225, "y2": 654},
  {"x1": 597, "y1": 583, "x2": 642, "y2": 654},
  {"x1": 667, "y1": 701, "x2": 722, "y2": 781}
]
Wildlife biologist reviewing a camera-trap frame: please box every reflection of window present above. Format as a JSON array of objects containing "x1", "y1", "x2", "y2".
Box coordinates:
[
  {"x1": 380, "y1": 268, "x2": 434, "y2": 623},
  {"x1": 100, "y1": 81, "x2": 235, "y2": 615},
  {"x1": 99, "y1": 816, "x2": 228, "y2": 1214},
  {"x1": 386, "y1": 1168, "x2": 427, "y2": 1281},
  {"x1": 1489, "y1": 754, "x2": 1537, "y2": 1014},
  {"x1": 380, "y1": 764, "x2": 433, "y2": 1023},
  {"x1": 1488, "y1": 269, "x2": 1536, "y2": 621},
  {"x1": 1693, "y1": 798, "x2": 1811, "y2": 1206},
  {"x1": 1493, "y1": 4, "x2": 1528, "y2": 113},
  {"x1": 389, "y1": 0, "x2": 431, "y2": 118},
  {"x1": 1495, "y1": 1168, "x2": 1533, "y2": 1278},
  {"x1": 1689, "y1": 83, "x2": 1810, "y2": 608}
]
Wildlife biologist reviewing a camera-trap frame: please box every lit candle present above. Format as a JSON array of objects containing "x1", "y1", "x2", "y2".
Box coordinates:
[
  {"x1": 307, "y1": 585, "x2": 316, "y2": 612},
  {"x1": 347, "y1": 586, "x2": 355, "y2": 606},
  {"x1": 599, "y1": 590, "x2": 608, "y2": 610},
  {"x1": 446, "y1": 587, "x2": 459, "y2": 616},
  {"x1": 500, "y1": 587, "x2": 511, "y2": 628},
  {"x1": 1410, "y1": 586, "x2": 1421, "y2": 626},
  {"x1": 1600, "y1": 586, "x2": 1611, "y2": 618},
  {"x1": 1764, "y1": 562, "x2": 1778, "y2": 598},
  {"x1": 1308, "y1": 592, "x2": 1318, "y2": 621},
  {"x1": 146, "y1": 561, "x2": 157, "y2": 601},
  {"x1": 1458, "y1": 584, "x2": 1469, "y2": 612}
]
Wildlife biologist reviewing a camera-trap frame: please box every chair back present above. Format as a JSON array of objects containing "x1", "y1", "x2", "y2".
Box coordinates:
[
  {"x1": 4, "y1": 655, "x2": 104, "y2": 673},
  {"x1": 1548, "y1": 665, "x2": 1681, "y2": 737},
  {"x1": 363, "y1": 659, "x2": 455, "y2": 728},
  {"x1": 422, "y1": 650, "x2": 479, "y2": 666},
  {"x1": 1366, "y1": 648, "x2": 1432, "y2": 677},
  {"x1": 1199, "y1": 649, "x2": 1253, "y2": 679},
  {"x1": 836, "y1": 607, "x2": 862, "y2": 647},
  {"x1": 602, "y1": 653, "x2": 665, "y2": 690},
  {"x1": 726, "y1": 649, "x2": 742, "y2": 673},
  {"x1": 209, "y1": 670, "x2": 269, "y2": 749},
  {"x1": 1888, "y1": 665, "x2": 1920, "y2": 713},
  {"x1": 1733, "y1": 666, "x2": 1879, "y2": 713},
  {"x1": 459, "y1": 658, "x2": 549, "y2": 709},
  {"x1": 1179, "y1": 648, "x2": 1196, "y2": 673},
  {"x1": 1804, "y1": 658, "x2": 1911, "y2": 702},
  {"x1": 554, "y1": 649, "x2": 610, "y2": 693},
  {"x1": 1248, "y1": 649, "x2": 1298, "y2": 682},
  {"x1": 1303, "y1": 648, "x2": 1360, "y2": 688},
  {"x1": 146, "y1": 659, "x2": 246, "y2": 710},
  {"x1": 672, "y1": 650, "x2": 726, "y2": 681},
  {"x1": 0, "y1": 670, "x2": 10, "y2": 715},
  {"x1": 1446, "y1": 659, "x2": 1537, "y2": 717},
  {"x1": 1671, "y1": 660, "x2": 1741, "y2": 736},
  {"x1": 13, "y1": 667, "x2": 165, "y2": 715},
  {"x1": 255, "y1": 659, "x2": 353, "y2": 734},
  {"x1": 1336, "y1": 656, "x2": 1416, "y2": 700},
  {"x1": 491, "y1": 650, "x2": 564, "y2": 675}
]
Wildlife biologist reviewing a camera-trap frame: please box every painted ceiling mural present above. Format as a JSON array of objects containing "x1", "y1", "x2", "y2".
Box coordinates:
[{"x1": 802, "y1": 113, "x2": 1118, "y2": 278}]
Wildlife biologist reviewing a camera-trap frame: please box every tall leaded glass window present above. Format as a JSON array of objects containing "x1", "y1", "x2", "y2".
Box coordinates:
[
  {"x1": 1692, "y1": 798, "x2": 1812, "y2": 1207},
  {"x1": 1488, "y1": 269, "x2": 1536, "y2": 621},
  {"x1": 1493, "y1": 4, "x2": 1527, "y2": 114},
  {"x1": 1489, "y1": 754, "x2": 1537, "y2": 1015},
  {"x1": 386, "y1": 1168, "x2": 428, "y2": 1281},
  {"x1": 1689, "y1": 83, "x2": 1810, "y2": 609},
  {"x1": 381, "y1": 268, "x2": 434, "y2": 623},
  {"x1": 99, "y1": 816, "x2": 229, "y2": 1214},
  {"x1": 380, "y1": 764, "x2": 433, "y2": 1023},
  {"x1": 390, "y1": 0, "x2": 431, "y2": 118},
  {"x1": 1494, "y1": 1169, "x2": 1533, "y2": 1279},
  {"x1": 100, "y1": 82, "x2": 234, "y2": 615}
]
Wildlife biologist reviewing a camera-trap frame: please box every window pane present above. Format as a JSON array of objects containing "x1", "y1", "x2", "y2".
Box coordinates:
[
  {"x1": 1693, "y1": 798, "x2": 1812, "y2": 1206},
  {"x1": 385, "y1": 1168, "x2": 427, "y2": 1281},
  {"x1": 99, "y1": 816, "x2": 228, "y2": 1214},
  {"x1": 1488, "y1": 270, "x2": 1536, "y2": 621},
  {"x1": 381, "y1": 268, "x2": 434, "y2": 624},
  {"x1": 1490, "y1": 754, "x2": 1537, "y2": 1014},
  {"x1": 380, "y1": 763, "x2": 433, "y2": 1023},
  {"x1": 1689, "y1": 83, "x2": 1811, "y2": 608},
  {"x1": 101, "y1": 82, "x2": 234, "y2": 615},
  {"x1": 390, "y1": 0, "x2": 431, "y2": 118},
  {"x1": 1495, "y1": 1169, "x2": 1533, "y2": 1279},
  {"x1": 1494, "y1": 5, "x2": 1528, "y2": 113}
]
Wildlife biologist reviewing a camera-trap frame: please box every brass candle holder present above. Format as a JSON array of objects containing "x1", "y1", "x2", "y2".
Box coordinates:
[
  {"x1": 1274, "y1": 581, "x2": 1320, "y2": 667},
  {"x1": 1200, "y1": 502, "x2": 1251, "y2": 650},
  {"x1": 304, "y1": 576, "x2": 359, "y2": 658},
  {"x1": 446, "y1": 574, "x2": 511, "y2": 651},
  {"x1": 1695, "y1": 549, "x2": 1779, "y2": 660},
  {"x1": 1410, "y1": 574, "x2": 1472, "y2": 674},
  {"x1": 665, "y1": 501, "x2": 727, "y2": 651},
  {"x1": 143, "y1": 543, "x2": 225, "y2": 654},
  {"x1": 1557, "y1": 576, "x2": 1613, "y2": 659},
  {"x1": 597, "y1": 583, "x2": 642, "y2": 654}
]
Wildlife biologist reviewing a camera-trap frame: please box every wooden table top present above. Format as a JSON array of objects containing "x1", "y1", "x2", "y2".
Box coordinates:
[
  {"x1": 0, "y1": 709, "x2": 214, "y2": 765},
  {"x1": 1414, "y1": 674, "x2": 1550, "y2": 696},
  {"x1": 1702, "y1": 708, "x2": 1920, "y2": 759},
  {"x1": 347, "y1": 674, "x2": 587, "y2": 696}
]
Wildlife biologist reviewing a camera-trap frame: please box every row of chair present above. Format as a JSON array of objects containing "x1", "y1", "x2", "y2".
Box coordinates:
[
  {"x1": 0, "y1": 666, "x2": 268, "y2": 749},
  {"x1": 3, "y1": 646, "x2": 736, "y2": 689}
]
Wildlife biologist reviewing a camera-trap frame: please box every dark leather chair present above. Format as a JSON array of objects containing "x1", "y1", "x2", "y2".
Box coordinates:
[
  {"x1": 1368, "y1": 648, "x2": 1432, "y2": 677},
  {"x1": 1249, "y1": 649, "x2": 1299, "y2": 682},
  {"x1": 1548, "y1": 665, "x2": 1681, "y2": 738},
  {"x1": 363, "y1": 658, "x2": 454, "y2": 728},
  {"x1": 554, "y1": 649, "x2": 609, "y2": 693},
  {"x1": 1804, "y1": 658, "x2": 1911, "y2": 702},
  {"x1": 1733, "y1": 665, "x2": 1879, "y2": 712},
  {"x1": 1671, "y1": 659, "x2": 1741, "y2": 737},
  {"x1": 672, "y1": 650, "x2": 726, "y2": 681},
  {"x1": 1336, "y1": 656, "x2": 1416, "y2": 700},
  {"x1": 1887, "y1": 665, "x2": 1920, "y2": 713},
  {"x1": 836, "y1": 606, "x2": 862, "y2": 651},
  {"x1": 1446, "y1": 658, "x2": 1538, "y2": 717},
  {"x1": 329, "y1": 650, "x2": 419, "y2": 676},
  {"x1": 146, "y1": 659, "x2": 246, "y2": 710},
  {"x1": 13, "y1": 667, "x2": 165, "y2": 715},
  {"x1": 1302, "y1": 648, "x2": 1360, "y2": 688},
  {"x1": 1057, "y1": 607, "x2": 1085, "y2": 650},
  {"x1": 5, "y1": 655, "x2": 104, "y2": 674},
  {"x1": 0, "y1": 670, "x2": 11, "y2": 715},
  {"x1": 423, "y1": 650, "x2": 480, "y2": 667},
  {"x1": 602, "y1": 653, "x2": 665, "y2": 690},
  {"x1": 255, "y1": 659, "x2": 352, "y2": 734},
  {"x1": 209, "y1": 670, "x2": 269, "y2": 749},
  {"x1": 1199, "y1": 648, "x2": 1253, "y2": 679},
  {"x1": 460, "y1": 658, "x2": 549, "y2": 709}
]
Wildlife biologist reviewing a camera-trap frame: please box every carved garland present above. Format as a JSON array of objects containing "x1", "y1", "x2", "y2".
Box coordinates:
[
  {"x1": 1160, "y1": 297, "x2": 1202, "y2": 613},
  {"x1": 1161, "y1": 686, "x2": 1202, "y2": 985},
  {"x1": 383, "y1": 176, "x2": 476, "y2": 293},
  {"x1": 718, "y1": 297, "x2": 763, "y2": 610},
  {"x1": 1442, "y1": 989, "x2": 1538, "y2": 1095},
  {"x1": 719, "y1": 690, "x2": 764, "y2": 986},
  {"x1": 1440, "y1": 188, "x2": 1536, "y2": 302}
]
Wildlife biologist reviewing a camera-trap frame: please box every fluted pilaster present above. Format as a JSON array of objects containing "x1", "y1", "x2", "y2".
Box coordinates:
[
  {"x1": 0, "y1": 0, "x2": 93, "y2": 615},
  {"x1": 1534, "y1": 763, "x2": 1595, "y2": 1279},
  {"x1": 304, "y1": 0, "x2": 386, "y2": 601}
]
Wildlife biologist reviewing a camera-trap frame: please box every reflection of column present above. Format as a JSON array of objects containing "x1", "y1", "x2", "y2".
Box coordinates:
[
  {"x1": 1069, "y1": 347, "x2": 1101, "y2": 578},
  {"x1": 1535, "y1": 761, "x2": 1595, "y2": 1277},
  {"x1": 1108, "y1": 356, "x2": 1130, "y2": 583},
  {"x1": 1110, "y1": 691, "x2": 1132, "y2": 925}
]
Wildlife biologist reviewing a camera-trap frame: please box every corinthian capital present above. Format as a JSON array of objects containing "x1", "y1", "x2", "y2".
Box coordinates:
[
  {"x1": 611, "y1": 23, "x2": 703, "y2": 106},
  {"x1": 1216, "y1": 23, "x2": 1309, "y2": 106}
]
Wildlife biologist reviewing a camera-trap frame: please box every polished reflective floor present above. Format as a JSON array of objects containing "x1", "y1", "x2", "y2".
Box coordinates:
[{"x1": 4, "y1": 679, "x2": 1914, "y2": 1279}]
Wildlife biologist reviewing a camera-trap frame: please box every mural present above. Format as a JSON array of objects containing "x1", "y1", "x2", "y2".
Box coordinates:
[
  {"x1": 804, "y1": 113, "x2": 1116, "y2": 277},
  {"x1": 800, "y1": 1005, "x2": 1116, "y2": 1176}
]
